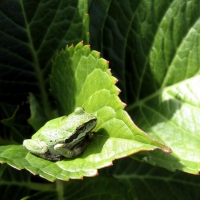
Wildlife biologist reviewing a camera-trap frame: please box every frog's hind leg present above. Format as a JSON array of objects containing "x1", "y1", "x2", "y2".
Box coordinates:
[
  {"x1": 23, "y1": 138, "x2": 48, "y2": 155},
  {"x1": 23, "y1": 139, "x2": 62, "y2": 161}
]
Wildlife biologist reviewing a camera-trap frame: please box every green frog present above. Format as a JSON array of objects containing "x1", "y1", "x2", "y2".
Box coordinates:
[{"x1": 23, "y1": 107, "x2": 97, "y2": 161}]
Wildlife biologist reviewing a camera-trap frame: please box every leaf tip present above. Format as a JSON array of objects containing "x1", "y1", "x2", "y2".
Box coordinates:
[
  {"x1": 88, "y1": 171, "x2": 99, "y2": 177},
  {"x1": 95, "y1": 172, "x2": 99, "y2": 176},
  {"x1": 151, "y1": 143, "x2": 172, "y2": 154},
  {"x1": 114, "y1": 76, "x2": 118, "y2": 84},
  {"x1": 162, "y1": 147, "x2": 172, "y2": 154},
  {"x1": 122, "y1": 102, "x2": 127, "y2": 108},
  {"x1": 116, "y1": 87, "x2": 121, "y2": 95}
]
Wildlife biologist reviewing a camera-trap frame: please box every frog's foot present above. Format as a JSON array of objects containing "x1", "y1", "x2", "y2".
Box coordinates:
[{"x1": 38, "y1": 153, "x2": 62, "y2": 161}]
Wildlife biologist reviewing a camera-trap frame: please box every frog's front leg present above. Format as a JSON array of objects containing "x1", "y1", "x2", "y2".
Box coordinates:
[
  {"x1": 54, "y1": 140, "x2": 89, "y2": 158},
  {"x1": 23, "y1": 138, "x2": 48, "y2": 155}
]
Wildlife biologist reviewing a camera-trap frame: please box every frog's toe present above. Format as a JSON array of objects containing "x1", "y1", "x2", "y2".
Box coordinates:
[
  {"x1": 54, "y1": 143, "x2": 74, "y2": 158},
  {"x1": 39, "y1": 153, "x2": 62, "y2": 161}
]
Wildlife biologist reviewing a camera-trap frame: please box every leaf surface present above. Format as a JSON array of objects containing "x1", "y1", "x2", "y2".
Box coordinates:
[
  {"x1": 0, "y1": 43, "x2": 171, "y2": 181},
  {"x1": 103, "y1": 157, "x2": 200, "y2": 200},
  {"x1": 89, "y1": 0, "x2": 200, "y2": 174},
  {"x1": 0, "y1": 0, "x2": 89, "y2": 106}
]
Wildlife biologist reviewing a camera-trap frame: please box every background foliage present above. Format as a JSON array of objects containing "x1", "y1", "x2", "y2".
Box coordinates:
[{"x1": 1, "y1": 0, "x2": 200, "y2": 199}]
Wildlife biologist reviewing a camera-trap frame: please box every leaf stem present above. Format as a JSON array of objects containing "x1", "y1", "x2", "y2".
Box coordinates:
[
  {"x1": 56, "y1": 180, "x2": 64, "y2": 200},
  {"x1": 126, "y1": 88, "x2": 163, "y2": 111}
]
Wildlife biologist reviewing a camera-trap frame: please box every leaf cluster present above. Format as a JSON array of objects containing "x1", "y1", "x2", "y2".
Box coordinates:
[{"x1": 1, "y1": 0, "x2": 200, "y2": 199}]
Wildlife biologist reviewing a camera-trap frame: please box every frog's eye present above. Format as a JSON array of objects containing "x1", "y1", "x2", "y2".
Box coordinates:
[{"x1": 77, "y1": 125, "x2": 86, "y2": 132}]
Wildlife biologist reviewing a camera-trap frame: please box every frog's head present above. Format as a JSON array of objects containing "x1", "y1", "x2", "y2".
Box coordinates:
[{"x1": 64, "y1": 107, "x2": 97, "y2": 148}]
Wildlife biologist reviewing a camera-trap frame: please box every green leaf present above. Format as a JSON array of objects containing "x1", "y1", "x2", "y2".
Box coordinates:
[
  {"x1": 0, "y1": 42, "x2": 171, "y2": 181},
  {"x1": 58, "y1": 176, "x2": 134, "y2": 200},
  {"x1": 0, "y1": 104, "x2": 32, "y2": 144},
  {"x1": 28, "y1": 93, "x2": 49, "y2": 131},
  {"x1": 103, "y1": 157, "x2": 200, "y2": 200},
  {"x1": 0, "y1": 164, "x2": 7, "y2": 178},
  {"x1": 0, "y1": 164, "x2": 55, "y2": 200},
  {"x1": 89, "y1": 0, "x2": 200, "y2": 174},
  {"x1": 1, "y1": 164, "x2": 133, "y2": 200},
  {"x1": 0, "y1": 0, "x2": 89, "y2": 109},
  {"x1": 0, "y1": 163, "x2": 31, "y2": 199},
  {"x1": 2, "y1": 0, "x2": 200, "y2": 199}
]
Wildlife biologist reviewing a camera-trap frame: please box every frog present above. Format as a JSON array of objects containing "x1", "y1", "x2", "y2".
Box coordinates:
[{"x1": 23, "y1": 107, "x2": 97, "y2": 161}]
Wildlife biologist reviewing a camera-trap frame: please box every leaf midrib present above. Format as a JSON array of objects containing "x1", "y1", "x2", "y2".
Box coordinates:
[{"x1": 20, "y1": 0, "x2": 53, "y2": 120}]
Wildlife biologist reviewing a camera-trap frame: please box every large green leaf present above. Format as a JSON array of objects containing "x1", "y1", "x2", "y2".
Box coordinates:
[
  {"x1": 1, "y1": 0, "x2": 200, "y2": 199},
  {"x1": 0, "y1": 0, "x2": 89, "y2": 110},
  {"x1": 89, "y1": 0, "x2": 200, "y2": 174},
  {"x1": 0, "y1": 42, "x2": 171, "y2": 181}
]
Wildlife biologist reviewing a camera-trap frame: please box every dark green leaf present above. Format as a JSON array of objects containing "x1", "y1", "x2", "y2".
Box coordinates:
[
  {"x1": 103, "y1": 157, "x2": 200, "y2": 200},
  {"x1": 28, "y1": 93, "x2": 49, "y2": 131},
  {"x1": 0, "y1": 0, "x2": 89, "y2": 109}
]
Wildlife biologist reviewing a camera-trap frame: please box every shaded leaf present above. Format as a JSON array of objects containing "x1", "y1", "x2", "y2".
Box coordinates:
[
  {"x1": 28, "y1": 93, "x2": 48, "y2": 131},
  {"x1": 0, "y1": 0, "x2": 89, "y2": 107},
  {"x1": 0, "y1": 103, "x2": 32, "y2": 144},
  {"x1": 1, "y1": 165, "x2": 134, "y2": 200},
  {"x1": 103, "y1": 157, "x2": 200, "y2": 200}
]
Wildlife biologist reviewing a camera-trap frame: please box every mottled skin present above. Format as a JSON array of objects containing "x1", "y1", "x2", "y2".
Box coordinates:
[{"x1": 23, "y1": 107, "x2": 97, "y2": 161}]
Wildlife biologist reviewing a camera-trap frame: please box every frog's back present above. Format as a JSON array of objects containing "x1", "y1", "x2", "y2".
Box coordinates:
[
  {"x1": 32, "y1": 116, "x2": 73, "y2": 145},
  {"x1": 32, "y1": 107, "x2": 96, "y2": 145}
]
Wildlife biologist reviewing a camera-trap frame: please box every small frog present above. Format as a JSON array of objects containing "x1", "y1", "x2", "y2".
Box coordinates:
[{"x1": 23, "y1": 107, "x2": 97, "y2": 161}]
